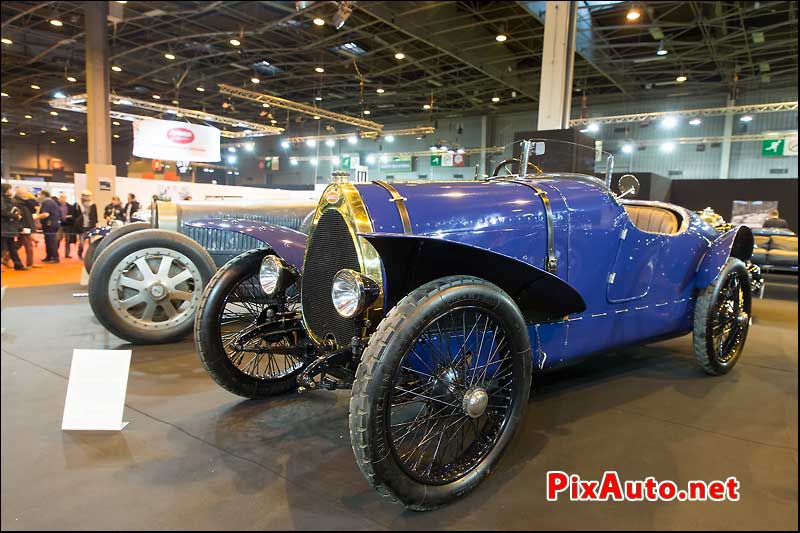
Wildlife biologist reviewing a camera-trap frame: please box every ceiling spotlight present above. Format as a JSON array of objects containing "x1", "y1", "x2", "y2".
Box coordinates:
[
  {"x1": 19, "y1": 132, "x2": 27, "y2": 136},
  {"x1": 376, "y1": 88, "x2": 385, "y2": 94},
  {"x1": 270, "y1": 119, "x2": 277, "y2": 124},
  {"x1": 54, "y1": 91, "x2": 66, "y2": 98},
  {"x1": 394, "y1": 52, "x2": 405, "y2": 60},
  {"x1": 429, "y1": 145, "x2": 438, "y2": 151},
  {"x1": 740, "y1": 115, "x2": 753, "y2": 122},
  {"x1": 49, "y1": 19, "x2": 63, "y2": 27},
  {"x1": 250, "y1": 77, "x2": 260, "y2": 84},
  {"x1": 245, "y1": 142, "x2": 255, "y2": 152},
  {"x1": 315, "y1": 66, "x2": 325, "y2": 73},
  {"x1": 622, "y1": 144, "x2": 634, "y2": 154},
  {"x1": 226, "y1": 155, "x2": 237, "y2": 164},
  {"x1": 491, "y1": 96, "x2": 500, "y2": 103},
  {"x1": 423, "y1": 104, "x2": 431, "y2": 110},
  {"x1": 280, "y1": 140, "x2": 290, "y2": 149},
  {"x1": 262, "y1": 103, "x2": 270, "y2": 107},
  {"x1": 324, "y1": 139, "x2": 335, "y2": 147},
  {"x1": 0, "y1": 117, "x2": 6, "y2": 123},
  {"x1": 306, "y1": 139, "x2": 317, "y2": 147},
  {"x1": 495, "y1": 34, "x2": 508, "y2": 42},
  {"x1": 111, "y1": 65, "x2": 122, "y2": 72},
  {"x1": 113, "y1": 134, "x2": 120, "y2": 139},
  {"x1": 313, "y1": 115, "x2": 321, "y2": 120},
  {"x1": 227, "y1": 146, "x2": 236, "y2": 153},
  {"x1": 171, "y1": 100, "x2": 179, "y2": 105},
  {"x1": 50, "y1": 111, "x2": 59, "y2": 116},
  {"x1": 69, "y1": 138, "x2": 76, "y2": 142},
  {"x1": 313, "y1": 17, "x2": 325, "y2": 26},
  {"x1": 660, "y1": 142, "x2": 675, "y2": 153},
  {"x1": 588, "y1": 123, "x2": 600, "y2": 132},
  {"x1": 152, "y1": 94, "x2": 161, "y2": 99},
  {"x1": 112, "y1": 120, "x2": 120, "y2": 125},
  {"x1": 30, "y1": 84, "x2": 41, "y2": 90},
  {"x1": 661, "y1": 116, "x2": 678, "y2": 129},
  {"x1": 24, "y1": 114, "x2": 32, "y2": 119},
  {"x1": 1, "y1": 38, "x2": 12, "y2": 45},
  {"x1": 164, "y1": 53, "x2": 176, "y2": 60},
  {"x1": 229, "y1": 38, "x2": 241, "y2": 46},
  {"x1": 363, "y1": 110, "x2": 371, "y2": 115},
  {"x1": 385, "y1": 135, "x2": 395, "y2": 143},
  {"x1": 626, "y1": 10, "x2": 641, "y2": 21},
  {"x1": 689, "y1": 118, "x2": 702, "y2": 126},
  {"x1": 0, "y1": 92, "x2": 7, "y2": 97},
  {"x1": 66, "y1": 76, "x2": 77, "y2": 82},
  {"x1": 310, "y1": 158, "x2": 318, "y2": 166},
  {"x1": 656, "y1": 44, "x2": 668, "y2": 56},
  {"x1": 366, "y1": 154, "x2": 376, "y2": 164},
  {"x1": 456, "y1": 147, "x2": 465, "y2": 154},
  {"x1": 51, "y1": 140, "x2": 56, "y2": 144},
  {"x1": 347, "y1": 136, "x2": 357, "y2": 145},
  {"x1": 60, "y1": 125, "x2": 68, "y2": 131},
  {"x1": 290, "y1": 158, "x2": 298, "y2": 166},
  {"x1": 196, "y1": 86, "x2": 205, "y2": 92},
  {"x1": 315, "y1": 96, "x2": 323, "y2": 101},
  {"x1": 676, "y1": 75, "x2": 687, "y2": 83}
]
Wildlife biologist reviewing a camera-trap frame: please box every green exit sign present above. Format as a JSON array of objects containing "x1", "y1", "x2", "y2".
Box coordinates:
[{"x1": 761, "y1": 139, "x2": 784, "y2": 156}]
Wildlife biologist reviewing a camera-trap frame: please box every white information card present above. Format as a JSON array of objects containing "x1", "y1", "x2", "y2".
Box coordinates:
[{"x1": 62, "y1": 349, "x2": 132, "y2": 431}]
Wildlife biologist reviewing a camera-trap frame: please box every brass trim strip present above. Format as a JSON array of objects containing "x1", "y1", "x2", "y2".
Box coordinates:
[{"x1": 372, "y1": 180, "x2": 412, "y2": 234}]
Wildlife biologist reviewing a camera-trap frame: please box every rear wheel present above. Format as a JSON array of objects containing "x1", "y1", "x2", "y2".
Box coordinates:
[
  {"x1": 195, "y1": 249, "x2": 306, "y2": 399},
  {"x1": 349, "y1": 276, "x2": 532, "y2": 510},
  {"x1": 693, "y1": 258, "x2": 751, "y2": 375},
  {"x1": 88, "y1": 229, "x2": 216, "y2": 344}
]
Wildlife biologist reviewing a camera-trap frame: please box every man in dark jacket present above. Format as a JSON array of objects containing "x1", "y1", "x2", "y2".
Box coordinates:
[
  {"x1": 1, "y1": 183, "x2": 26, "y2": 270},
  {"x1": 763, "y1": 208, "x2": 790, "y2": 229},
  {"x1": 74, "y1": 190, "x2": 98, "y2": 259},
  {"x1": 104, "y1": 196, "x2": 125, "y2": 224},
  {"x1": 124, "y1": 193, "x2": 141, "y2": 223},
  {"x1": 13, "y1": 188, "x2": 39, "y2": 268},
  {"x1": 37, "y1": 190, "x2": 61, "y2": 263}
]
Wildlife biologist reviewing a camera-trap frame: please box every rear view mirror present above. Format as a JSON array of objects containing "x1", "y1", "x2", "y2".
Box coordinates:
[{"x1": 617, "y1": 174, "x2": 640, "y2": 199}]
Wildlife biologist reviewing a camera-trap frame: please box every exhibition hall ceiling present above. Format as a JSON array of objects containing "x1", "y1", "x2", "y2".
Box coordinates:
[{"x1": 1, "y1": 1, "x2": 798, "y2": 138}]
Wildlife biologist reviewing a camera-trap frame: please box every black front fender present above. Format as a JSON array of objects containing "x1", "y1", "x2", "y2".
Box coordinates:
[{"x1": 361, "y1": 233, "x2": 586, "y2": 319}]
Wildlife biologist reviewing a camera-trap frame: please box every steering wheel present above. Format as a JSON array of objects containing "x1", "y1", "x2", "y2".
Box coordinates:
[{"x1": 490, "y1": 158, "x2": 543, "y2": 179}]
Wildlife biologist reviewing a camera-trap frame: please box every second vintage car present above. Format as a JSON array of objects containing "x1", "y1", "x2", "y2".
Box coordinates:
[{"x1": 195, "y1": 140, "x2": 754, "y2": 510}]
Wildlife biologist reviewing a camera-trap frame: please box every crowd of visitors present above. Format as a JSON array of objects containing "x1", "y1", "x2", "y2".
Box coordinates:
[{"x1": 1, "y1": 184, "x2": 140, "y2": 272}]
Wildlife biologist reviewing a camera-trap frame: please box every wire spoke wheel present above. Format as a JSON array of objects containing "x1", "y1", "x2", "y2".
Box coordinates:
[
  {"x1": 218, "y1": 273, "x2": 302, "y2": 381},
  {"x1": 109, "y1": 247, "x2": 202, "y2": 331},
  {"x1": 710, "y1": 271, "x2": 748, "y2": 363},
  {"x1": 387, "y1": 306, "x2": 516, "y2": 485}
]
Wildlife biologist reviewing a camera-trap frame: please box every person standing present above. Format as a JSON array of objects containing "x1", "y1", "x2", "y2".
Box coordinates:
[
  {"x1": 1, "y1": 183, "x2": 26, "y2": 271},
  {"x1": 36, "y1": 190, "x2": 61, "y2": 263},
  {"x1": 75, "y1": 190, "x2": 98, "y2": 259},
  {"x1": 104, "y1": 196, "x2": 125, "y2": 224},
  {"x1": 13, "y1": 188, "x2": 40, "y2": 268},
  {"x1": 56, "y1": 193, "x2": 75, "y2": 258},
  {"x1": 124, "y1": 193, "x2": 140, "y2": 223}
]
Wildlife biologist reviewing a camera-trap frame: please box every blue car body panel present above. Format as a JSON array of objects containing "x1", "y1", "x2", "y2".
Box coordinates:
[
  {"x1": 184, "y1": 217, "x2": 307, "y2": 270},
  {"x1": 695, "y1": 226, "x2": 754, "y2": 288},
  {"x1": 354, "y1": 178, "x2": 744, "y2": 370}
]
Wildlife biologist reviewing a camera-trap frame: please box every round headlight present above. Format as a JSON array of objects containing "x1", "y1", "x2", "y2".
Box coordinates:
[
  {"x1": 259, "y1": 255, "x2": 298, "y2": 296},
  {"x1": 332, "y1": 269, "x2": 379, "y2": 318}
]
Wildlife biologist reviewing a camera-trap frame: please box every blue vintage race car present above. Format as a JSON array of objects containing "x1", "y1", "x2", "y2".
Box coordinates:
[{"x1": 196, "y1": 140, "x2": 753, "y2": 510}]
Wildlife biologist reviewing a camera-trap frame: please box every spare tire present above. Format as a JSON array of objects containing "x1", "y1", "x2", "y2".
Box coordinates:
[
  {"x1": 88, "y1": 229, "x2": 216, "y2": 344},
  {"x1": 84, "y1": 222, "x2": 151, "y2": 273}
]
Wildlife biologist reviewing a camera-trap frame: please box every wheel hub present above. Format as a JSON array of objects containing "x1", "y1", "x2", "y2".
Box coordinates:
[
  {"x1": 462, "y1": 387, "x2": 489, "y2": 418},
  {"x1": 147, "y1": 282, "x2": 168, "y2": 301},
  {"x1": 737, "y1": 311, "x2": 749, "y2": 327}
]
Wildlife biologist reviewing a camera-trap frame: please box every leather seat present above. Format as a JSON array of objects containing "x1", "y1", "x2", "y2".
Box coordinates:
[{"x1": 623, "y1": 205, "x2": 680, "y2": 235}]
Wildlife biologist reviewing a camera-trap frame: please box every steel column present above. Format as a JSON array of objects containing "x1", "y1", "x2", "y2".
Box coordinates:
[
  {"x1": 719, "y1": 96, "x2": 734, "y2": 179},
  {"x1": 537, "y1": 1, "x2": 577, "y2": 130}
]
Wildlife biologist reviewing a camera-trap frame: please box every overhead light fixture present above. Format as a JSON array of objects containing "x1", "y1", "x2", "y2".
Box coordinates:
[
  {"x1": 152, "y1": 94, "x2": 161, "y2": 99},
  {"x1": 262, "y1": 103, "x2": 270, "y2": 107},
  {"x1": 0, "y1": 92, "x2": 7, "y2": 97},
  {"x1": 30, "y1": 84, "x2": 41, "y2": 90},
  {"x1": 50, "y1": 140, "x2": 56, "y2": 144},
  {"x1": 495, "y1": 34, "x2": 508, "y2": 42},
  {"x1": 315, "y1": 96, "x2": 322, "y2": 101},
  {"x1": 366, "y1": 154, "x2": 376, "y2": 164},
  {"x1": 313, "y1": 17, "x2": 325, "y2": 26},
  {"x1": 306, "y1": 139, "x2": 317, "y2": 147},
  {"x1": 113, "y1": 134, "x2": 120, "y2": 139},
  {"x1": 626, "y1": 10, "x2": 641, "y2": 21},
  {"x1": 661, "y1": 116, "x2": 678, "y2": 129},
  {"x1": 171, "y1": 100, "x2": 179, "y2": 105},
  {"x1": 49, "y1": 19, "x2": 63, "y2": 27},
  {"x1": 676, "y1": 75, "x2": 687, "y2": 83},
  {"x1": 456, "y1": 147, "x2": 465, "y2": 154},
  {"x1": 229, "y1": 38, "x2": 241, "y2": 46},
  {"x1": 112, "y1": 120, "x2": 120, "y2": 125},
  {"x1": 19, "y1": 132, "x2": 26, "y2": 136},
  {"x1": 1, "y1": 38, "x2": 12, "y2": 45},
  {"x1": 656, "y1": 43, "x2": 668, "y2": 56},
  {"x1": 66, "y1": 76, "x2": 77, "y2": 82},
  {"x1": 423, "y1": 104, "x2": 431, "y2": 110},
  {"x1": 0, "y1": 117, "x2": 6, "y2": 123},
  {"x1": 660, "y1": 142, "x2": 675, "y2": 153},
  {"x1": 313, "y1": 115, "x2": 321, "y2": 120},
  {"x1": 164, "y1": 53, "x2": 176, "y2": 60},
  {"x1": 622, "y1": 144, "x2": 634, "y2": 154},
  {"x1": 363, "y1": 110, "x2": 371, "y2": 115},
  {"x1": 347, "y1": 136, "x2": 357, "y2": 145},
  {"x1": 588, "y1": 123, "x2": 600, "y2": 132},
  {"x1": 310, "y1": 158, "x2": 318, "y2": 166},
  {"x1": 270, "y1": 119, "x2": 277, "y2": 124},
  {"x1": 54, "y1": 91, "x2": 66, "y2": 98},
  {"x1": 226, "y1": 155, "x2": 237, "y2": 164},
  {"x1": 245, "y1": 142, "x2": 255, "y2": 152},
  {"x1": 315, "y1": 66, "x2": 325, "y2": 73},
  {"x1": 394, "y1": 52, "x2": 405, "y2": 60},
  {"x1": 740, "y1": 115, "x2": 753, "y2": 122},
  {"x1": 289, "y1": 158, "x2": 298, "y2": 166},
  {"x1": 196, "y1": 86, "x2": 205, "y2": 92},
  {"x1": 376, "y1": 88, "x2": 385, "y2": 94},
  {"x1": 69, "y1": 138, "x2": 76, "y2": 142},
  {"x1": 491, "y1": 96, "x2": 500, "y2": 103},
  {"x1": 429, "y1": 145, "x2": 438, "y2": 151},
  {"x1": 111, "y1": 65, "x2": 122, "y2": 72},
  {"x1": 60, "y1": 125, "x2": 68, "y2": 131},
  {"x1": 227, "y1": 146, "x2": 236, "y2": 153},
  {"x1": 251, "y1": 77, "x2": 260, "y2": 84},
  {"x1": 281, "y1": 140, "x2": 290, "y2": 149},
  {"x1": 325, "y1": 139, "x2": 335, "y2": 147},
  {"x1": 689, "y1": 118, "x2": 702, "y2": 126},
  {"x1": 24, "y1": 114, "x2": 32, "y2": 119},
  {"x1": 385, "y1": 135, "x2": 395, "y2": 142}
]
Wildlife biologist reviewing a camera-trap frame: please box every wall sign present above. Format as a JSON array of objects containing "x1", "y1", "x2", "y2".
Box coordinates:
[
  {"x1": 761, "y1": 136, "x2": 797, "y2": 157},
  {"x1": 133, "y1": 118, "x2": 221, "y2": 162}
]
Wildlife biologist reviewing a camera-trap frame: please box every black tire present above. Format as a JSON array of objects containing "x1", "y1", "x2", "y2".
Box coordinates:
[
  {"x1": 85, "y1": 222, "x2": 151, "y2": 273},
  {"x1": 195, "y1": 249, "x2": 305, "y2": 399},
  {"x1": 88, "y1": 229, "x2": 216, "y2": 344},
  {"x1": 349, "y1": 275, "x2": 532, "y2": 511},
  {"x1": 693, "y1": 257, "x2": 751, "y2": 375}
]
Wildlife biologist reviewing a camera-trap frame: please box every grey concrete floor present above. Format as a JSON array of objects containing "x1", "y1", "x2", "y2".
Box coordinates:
[{"x1": 1, "y1": 275, "x2": 797, "y2": 530}]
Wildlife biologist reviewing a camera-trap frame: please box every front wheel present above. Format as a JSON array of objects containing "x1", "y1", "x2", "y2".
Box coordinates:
[
  {"x1": 349, "y1": 276, "x2": 532, "y2": 511},
  {"x1": 693, "y1": 258, "x2": 751, "y2": 375}
]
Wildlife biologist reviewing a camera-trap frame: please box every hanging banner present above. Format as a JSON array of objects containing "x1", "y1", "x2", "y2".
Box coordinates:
[{"x1": 132, "y1": 119, "x2": 221, "y2": 162}]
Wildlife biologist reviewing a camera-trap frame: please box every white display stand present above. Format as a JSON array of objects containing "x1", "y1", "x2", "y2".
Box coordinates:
[{"x1": 62, "y1": 349, "x2": 132, "y2": 431}]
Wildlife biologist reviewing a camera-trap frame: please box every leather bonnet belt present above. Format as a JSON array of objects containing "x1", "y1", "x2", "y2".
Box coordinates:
[
  {"x1": 372, "y1": 180, "x2": 412, "y2": 234},
  {"x1": 494, "y1": 180, "x2": 558, "y2": 274}
]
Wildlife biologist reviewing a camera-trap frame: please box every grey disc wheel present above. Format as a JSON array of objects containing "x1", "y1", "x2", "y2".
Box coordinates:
[
  {"x1": 89, "y1": 229, "x2": 216, "y2": 344},
  {"x1": 85, "y1": 222, "x2": 151, "y2": 273}
]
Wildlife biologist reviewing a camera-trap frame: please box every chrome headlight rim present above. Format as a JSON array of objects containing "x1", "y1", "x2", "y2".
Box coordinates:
[
  {"x1": 259, "y1": 254, "x2": 298, "y2": 296},
  {"x1": 331, "y1": 268, "x2": 379, "y2": 318}
]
